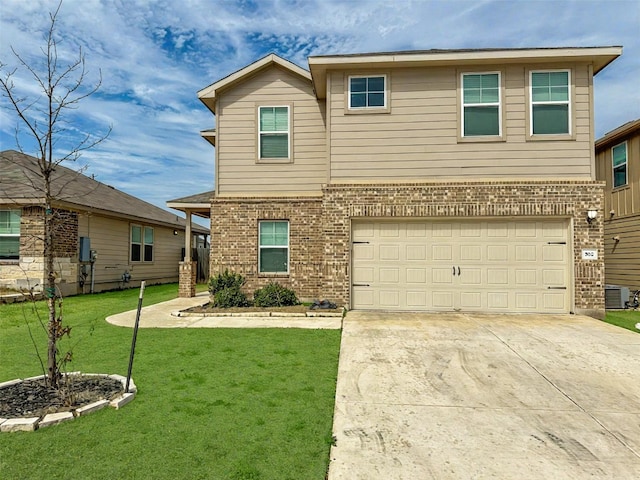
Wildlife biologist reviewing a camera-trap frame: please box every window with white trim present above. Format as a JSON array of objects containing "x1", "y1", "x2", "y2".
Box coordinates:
[
  {"x1": 349, "y1": 75, "x2": 386, "y2": 109},
  {"x1": 612, "y1": 142, "x2": 627, "y2": 188},
  {"x1": 0, "y1": 209, "x2": 20, "y2": 260},
  {"x1": 462, "y1": 72, "x2": 501, "y2": 136},
  {"x1": 131, "y1": 225, "x2": 154, "y2": 262},
  {"x1": 259, "y1": 221, "x2": 289, "y2": 274},
  {"x1": 259, "y1": 106, "x2": 289, "y2": 159},
  {"x1": 530, "y1": 70, "x2": 570, "y2": 135}
]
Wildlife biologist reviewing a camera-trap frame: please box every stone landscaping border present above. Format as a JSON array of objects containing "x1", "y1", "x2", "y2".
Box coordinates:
[{"x1": 0, "y1": 372, "x2": 136, "y2": 433}]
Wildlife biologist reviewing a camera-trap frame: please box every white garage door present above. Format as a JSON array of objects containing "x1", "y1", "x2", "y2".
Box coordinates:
[{"x1": 352, "y1": 220, "x2": 570, "y2": 313}]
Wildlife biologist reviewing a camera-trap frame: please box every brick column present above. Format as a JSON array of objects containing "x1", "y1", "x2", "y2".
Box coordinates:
[{"x1": 178, "y1": 261, "x2": 196, "y2": 298}]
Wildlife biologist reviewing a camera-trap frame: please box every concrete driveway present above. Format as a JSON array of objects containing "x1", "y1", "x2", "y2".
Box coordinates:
[{"x1": 327, "y1": 312, "x2": 640, "y2": 479}]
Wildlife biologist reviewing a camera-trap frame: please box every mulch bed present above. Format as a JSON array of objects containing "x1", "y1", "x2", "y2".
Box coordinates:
[
  {"x1": 0, "y1": 376, "x2": 124, "y2": 419},
  {"x1": 185, "y1": 303, "x2": 313, "y2": 314}
]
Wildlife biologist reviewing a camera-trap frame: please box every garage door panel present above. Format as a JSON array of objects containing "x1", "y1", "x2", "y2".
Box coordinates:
[
  {"x1": 379, "y1": 268, "x2": 399, "y2": 284},
  {"x1": 459, "y1": 268, "x2": 482, "y2": 285},
  {"x1": 379, "y1": 290, "x2": 400, "y2": 307},
  {"x1": 542, "y1": 245, "x2": 565, "y2": 262},
  {"x1": 432, "y1": 291, "x2": 454, "y2": 308},
  {"x1": 432, "y1": 268, "x2": 454, "y2": 284},
  {"x1": 352, "y1": 219, "x2": 570, "y2": 313},
  {"x1": 406, "y1": 268, "x2": 427, "y2": 283},
  {"x1": 487, "y1": 268, "x2": 509, "y2": 285},
  {"x1": 488, "y1": 292, "x2": 509, "y2": 309},
  {"x1": 353, "y1": 267, "x2": 374, "y2": 283},
  {"x1": 406, "y1": 245, "x2": 426, "y2": 260},
  {"x1": 380, "y1": 245, "x2": 400, "y2": 260},
  {"x1": 406, "y1": 291, "x2": 427, "y2": 307},
  {"x1": 432, "y1": 245, "x2": 453, "y2": 261}
]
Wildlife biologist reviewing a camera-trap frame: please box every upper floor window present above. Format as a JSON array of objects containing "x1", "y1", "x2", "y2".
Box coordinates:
[
  {"x1": 462, "y1": 72, "x2": 501, "y2": 136},
  {"x1": 259, "y1": 220, "x2": 289, "y2": 274},
  {"x1": 131, "y1": 225, "x2": 154, "y2": 262},
  {"x1": 259, "y1": 106, "x2": 289, "y2": 159},
  {"x1": 612, "y1": 142, "x2": 627, "y2": 188},
  {"x1": 0, "y1": 209, "x2": 20, "y2": 260},
  {"x1": 530, "y1": 70, "x2": 570, "y2": 135},
  {"x1": 349, "y1": 75, "x2": 386, "y2": 109}
]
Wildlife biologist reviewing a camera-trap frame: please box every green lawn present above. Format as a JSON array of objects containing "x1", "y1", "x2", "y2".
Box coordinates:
[
  {"x1": 0, "y1": 284, "x2": 341, "y2": 480},
  {"x1": 604, "y1": 309, "x2": 640, "y2": 333}
]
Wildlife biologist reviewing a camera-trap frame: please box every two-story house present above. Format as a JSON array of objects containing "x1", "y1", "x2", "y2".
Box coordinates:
[
  {"x1": 183, "y1": 47, "x2": 621, "y2": 318},
  {"x1": 595, "y1": 119, "x2": 640, "y2": 294}
]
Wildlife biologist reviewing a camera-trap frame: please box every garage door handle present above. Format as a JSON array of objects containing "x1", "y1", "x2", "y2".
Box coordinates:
[
  {"x1": 453, "y1": 266, "x2": 461, "y2": 276},
  {"x1": 353, "y1": 284, "x2": 370, "y2": 287},
  {"x1": 458, "y1": 267, "x2": 461, "y2": 276},
  {"x1": 547, "y1": 286, "x2": 567, "y2": 290}
]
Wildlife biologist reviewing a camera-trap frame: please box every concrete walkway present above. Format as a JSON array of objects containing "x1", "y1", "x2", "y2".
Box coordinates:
[
  {"x1": 105, "y1": 292, "x2": 342, "y2": 329},
  {"x1": 327, "y1": 312, "x2": 640, "y2": 479}
]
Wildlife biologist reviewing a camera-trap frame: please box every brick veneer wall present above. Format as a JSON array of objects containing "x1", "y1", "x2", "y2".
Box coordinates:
[
  {"x1": 210, "y1": 181, "x2": 605, "y2": 317},
  {"x1": 210, "y1": 197, "x2": 324, "y2": 299},
  {"x1": 1, "y1": 206, "x2": 79, "y2": 294}
]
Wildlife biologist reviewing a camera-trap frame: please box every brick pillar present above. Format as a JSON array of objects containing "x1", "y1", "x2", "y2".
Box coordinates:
[{"x1": 178, "y1": 261, "x2": 196, "y2": 298}]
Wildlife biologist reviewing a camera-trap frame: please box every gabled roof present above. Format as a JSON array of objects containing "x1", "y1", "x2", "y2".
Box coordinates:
[
  {"x1": 308, "y1": 46, "x2": 622, "y2": 98},
  {"x1": 197, "y1": 53, "x2": 311, "y2": 114},
  {"x1": 0, "y1": 150, "x2": 209, "y2": 234},
  {"x1": 595, "y1": 119, "x2": 640, "y2": 151}
]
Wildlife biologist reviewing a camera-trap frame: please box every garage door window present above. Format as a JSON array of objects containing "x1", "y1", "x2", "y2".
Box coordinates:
[{"x1": 259, "y1": 221, "x2": 289, "y2": 274}]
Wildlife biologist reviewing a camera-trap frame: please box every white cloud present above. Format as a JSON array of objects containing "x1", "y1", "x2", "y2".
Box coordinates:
[{"x1": 2, "y1": 0, "x2": 639, "y2": 220}]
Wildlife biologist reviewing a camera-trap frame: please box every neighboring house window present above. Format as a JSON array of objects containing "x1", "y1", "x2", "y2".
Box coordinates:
[
  {"x1": 349, "y1": 75, "x2": 386, "y2": 109},
  {"x1": 0, "y1": 209, "x2": 20, "y2": 260},
  {"x1": 462, "y1": 72, "x2": 500, "y2": 136},
  {"x1": 259, "y1": 221, "x2": 289, "y2": 274},
  {"x1": 259, "y1": 106, "x2": 289, "y2": 159},
  {"x1": 612, "y1": 142, "x2": 628, "y2": 188},
  {"x1": 530, "y1": 70, "x2": 570, "y2": 135},
  {"x1": 131, "y1": 225, "x2": 154, "y2": 262}
]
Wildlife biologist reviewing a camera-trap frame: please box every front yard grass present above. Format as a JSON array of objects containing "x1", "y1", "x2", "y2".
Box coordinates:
[
  {"x1": 603, "y1": 309, "x2": 640, "y2": 333},
  {"x1": 0, "y1": 284, "x2": 341, "y2": 480}
]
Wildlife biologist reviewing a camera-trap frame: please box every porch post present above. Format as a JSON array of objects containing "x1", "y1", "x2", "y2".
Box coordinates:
[{"x1": 178, "y1": 209, "x2": 196, "y2": 298}]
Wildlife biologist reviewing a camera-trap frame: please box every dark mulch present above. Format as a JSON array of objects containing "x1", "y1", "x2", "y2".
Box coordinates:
[
  {"x1": 185, "y1": 303, "x2": 312, "y2": 314},
  {"x1": 0, "y1": 376, "x2": 124, "y2": 419}
]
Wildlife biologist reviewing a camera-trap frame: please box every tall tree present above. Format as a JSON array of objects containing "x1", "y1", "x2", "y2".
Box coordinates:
[{"x1": 0, "y1": 1, "x2": 111, "y2": 388}]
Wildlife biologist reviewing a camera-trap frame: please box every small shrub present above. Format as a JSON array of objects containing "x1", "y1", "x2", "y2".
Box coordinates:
[
  {"x1": 213, "y1": 287, "x2": 249, "y2": 308},
  {"x1": 209, "y1": 270, "x2": 248, "y2": 308},
  {"x1": 209, "y1": 270, "x2": 245, "y2": 295},
  {"x1": 253, "y1": 282, "x2": 299, "y2": 307}
]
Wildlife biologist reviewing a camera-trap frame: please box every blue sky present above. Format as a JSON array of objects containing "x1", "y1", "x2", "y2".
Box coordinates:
[{"x1": 1, "y1": 0, "x2": 639, "y2": 226}]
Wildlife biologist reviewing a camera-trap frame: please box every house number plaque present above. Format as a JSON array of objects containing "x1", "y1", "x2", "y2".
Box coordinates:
[{"x1": 581, "y1": 249, "x2": 598, "y2": 260}]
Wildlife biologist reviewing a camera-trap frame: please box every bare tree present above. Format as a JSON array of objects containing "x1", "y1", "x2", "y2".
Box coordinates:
[{"x1": 0, "y1": 1, "x2": 111, "y2": 388}]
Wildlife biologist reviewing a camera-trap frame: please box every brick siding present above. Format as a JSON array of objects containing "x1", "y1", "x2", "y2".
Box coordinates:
[{"x1": 210, "y1": 180, "x2": 605, "y2": 316}]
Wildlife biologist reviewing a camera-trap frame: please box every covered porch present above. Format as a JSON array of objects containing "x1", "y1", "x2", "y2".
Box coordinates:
[{"x1": 167, "y1": 191, "x2": 213, "y2": 297}]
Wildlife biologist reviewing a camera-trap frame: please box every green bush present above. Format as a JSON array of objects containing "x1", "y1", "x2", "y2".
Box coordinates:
[
  {"x1": 253, "y1": 282, "x2": 299, "y2": 307},
  {"x1": 209, "y1": 269, "x2": 245, "y2": 295},
  {"x1": 213, "y1": 287, "x2": 249, "y2": 308},
  {"x1": 209, "y1": 270, "x2": 248, "y2": 308}
]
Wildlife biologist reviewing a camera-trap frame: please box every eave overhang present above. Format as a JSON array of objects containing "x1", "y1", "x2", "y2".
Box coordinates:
[
  {"x1": 595, "y1": 118, "x2": 640, "y2": 151},
  {"x1": 308, "y1": 46, "x2": 622, "y2": 99},
  {"x1": 198, "y1": 53, "x2": 312, "y2": 115}
]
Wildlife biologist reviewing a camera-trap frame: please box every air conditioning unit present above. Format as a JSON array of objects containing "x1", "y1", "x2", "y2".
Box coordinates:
[{"x1": 605, "y1": 285, "x2": 630, "y2": 309}]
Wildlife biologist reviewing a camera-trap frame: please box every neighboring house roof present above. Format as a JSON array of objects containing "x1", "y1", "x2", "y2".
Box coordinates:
[
  {"x1": 197, "y1": 53, "x2": 312, "y2": 115},
  {"x1": 595, "y1": 119, "x2": 640, "y2": 151},
  {"x1": 308, "y1": 46, "x2": 622, "y2": 98},
  {"x1": 0, "y1": 150, "x2": 209, "y2": 234}
]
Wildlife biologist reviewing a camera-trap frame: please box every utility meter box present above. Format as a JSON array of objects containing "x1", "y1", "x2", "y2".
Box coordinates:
[{"x1": 79, "y1": 237, "x2": 91, "y2": 262}]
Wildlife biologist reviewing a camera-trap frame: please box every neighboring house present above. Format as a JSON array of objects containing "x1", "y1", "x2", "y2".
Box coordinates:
[
  {"x1": 0, "y1": 150, "x2": 209, "y2": 296},
  {"x1": 186, "y1": 46, "x2": 622, "y2": 318},
  {"x1": 595, "y1": 119, "x2": 640, "y2": 292}
]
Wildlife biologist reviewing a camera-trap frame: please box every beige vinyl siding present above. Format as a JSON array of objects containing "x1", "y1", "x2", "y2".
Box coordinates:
[
  {"x1": 597, "y1": 128, "x2": 640, "y2": 290},
  {"x1": 596, "y1": 131, "x2": 640, "y2": 218},
  {"x1": 603, "y1": 214, "x2": 640, "y2": 289},
  {"x1": 77, "y1": 214, "x2": 183, "y2": 291},
  {"x1": 216, "y1": 65, "x2": 326, "y2": 195},
  {"x1": 328, "y1": 64, "x2": 594, "y2": 181}
]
